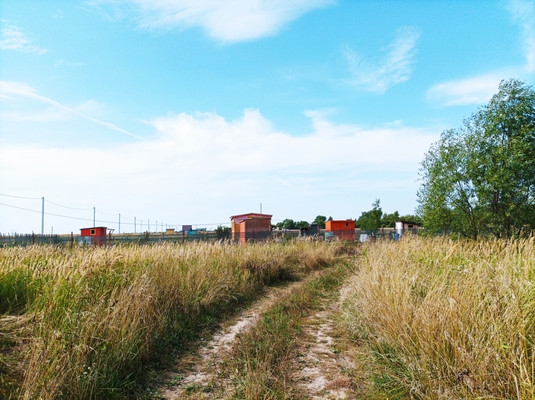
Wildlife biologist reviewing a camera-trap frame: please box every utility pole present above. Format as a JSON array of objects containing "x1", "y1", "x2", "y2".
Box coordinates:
[
  {"x1": 93, "y1": 207, "x2": 96, "y2": 227},
  {"x1": 41, "y1": 197, "x2": 44, "y2": 235},
  {"x1": 134, "y1": 217, "x2": 137, "y2": 233},
  {"x1": 118, "y1": 213, "x2": 121, "y2": 234}
]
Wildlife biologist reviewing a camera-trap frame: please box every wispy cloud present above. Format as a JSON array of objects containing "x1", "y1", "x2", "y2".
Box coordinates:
[
  {"x1": 87, "y1": 0, "x2": 335, "y2": 43},
  {"x1": 344, "y1": 26, "x2": 420, "y2": 94},
  {"x1": 427, "y1": 1, "x2": 535, "y2": 107},
  {"x1": 507, "y1": 0, "x2": 535, "y2": 72},
  {"x1": 0, "y1": 81, "x2": 143, "y2": 140},
  {"x1": 0, "y1": 23, "x2": 47, "y2": 54},
  {"x1": 426, "y1": 74, "x2": 504, "y2": 107}
]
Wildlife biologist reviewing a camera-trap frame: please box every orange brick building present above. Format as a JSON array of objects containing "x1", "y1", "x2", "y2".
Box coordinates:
[{"x1": 230, "y1": 213, "x2": 272, "y2": 244}]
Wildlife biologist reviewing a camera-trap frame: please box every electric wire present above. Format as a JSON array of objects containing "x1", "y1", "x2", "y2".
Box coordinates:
[{"x1": 0, "y1": 193, "x2": 232, "y2": 232}]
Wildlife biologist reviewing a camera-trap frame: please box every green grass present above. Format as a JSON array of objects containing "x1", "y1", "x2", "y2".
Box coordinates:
[{"x1": 0, "y1": 240, "x2": 341, "y2": 399}]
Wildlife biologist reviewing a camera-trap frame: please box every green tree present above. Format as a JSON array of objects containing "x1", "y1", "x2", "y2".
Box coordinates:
[
  {"x1": 380, "y1": 211, "x2": 400, "y2": 228},
  {"x1": 417, "y1": 79, "x2": 535, "y2": 238},
  {"x1": 356, "y1": 199, "x2": 383, "y2": 231},
  {"x1": 277, "y1": 219, "x2": 296, "y2": 229},
  {"x1": 295, "y1": 221, "x2": 310, "y2": 229},
  {"x1": 312, "y1": 215, "x2": 327, "y2": 229}
]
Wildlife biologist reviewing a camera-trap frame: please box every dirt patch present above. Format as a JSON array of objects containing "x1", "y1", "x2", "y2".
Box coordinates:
[
  {"x1": 158, "y1": 278, "x2": 307, "y2": 399},
  {"x1": 157, "y1": 270, "x2": 357, "y2": 399},
  {"x1": 291, "y1": 295, "x2": 355, "y2": 399}
]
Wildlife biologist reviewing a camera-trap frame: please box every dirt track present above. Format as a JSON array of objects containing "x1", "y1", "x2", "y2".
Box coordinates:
[{"x1": 158, "y1": 272, "x2": 355, "y2": 399}]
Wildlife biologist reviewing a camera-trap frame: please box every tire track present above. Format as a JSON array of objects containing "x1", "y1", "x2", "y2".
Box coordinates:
[
  {"x1": 159, "y1": 278, "x2": 309, "y2": 399},
  {"x1": 158, "y1": 269, "x2": 356, "y2": 399},
  {"x1": 292, "y1": 293, "x2": 355, "y2": 399}
]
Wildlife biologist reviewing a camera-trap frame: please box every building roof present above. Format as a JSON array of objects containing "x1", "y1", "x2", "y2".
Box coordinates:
[{"x1": 230, "y1": 213, "x2": 273, "y2": 223}]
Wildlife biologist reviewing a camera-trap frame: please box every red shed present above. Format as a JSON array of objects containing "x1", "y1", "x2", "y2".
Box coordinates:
[
  {"x1": 325, "y1": 219, "x2": 355, "y2": 241},
  {"x1": 230, "y1": 213, "x2": 272, "y2": 244},
  {"x1": 80, "y1": 227, "x2": 107, "y2": 246}
]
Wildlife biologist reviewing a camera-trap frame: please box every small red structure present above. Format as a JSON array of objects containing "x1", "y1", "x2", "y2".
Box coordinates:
[
  {"x1": 80, "y1": 227, "x2": 107, "y2": 246},
  {"x1": 230, "y1": 213, "x2": 272, "y2": 244},
  {"x1": 325, "y1": 219, "x2": 355, "y2": 241}
]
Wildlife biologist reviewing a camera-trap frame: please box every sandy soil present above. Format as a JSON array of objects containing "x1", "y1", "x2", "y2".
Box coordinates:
[
  {"x1": 291, "y1": 295, "x2": 355, "y2": 399},
  {"x1": 158, "y1": 274, "x2": 355, "y2": 399}
]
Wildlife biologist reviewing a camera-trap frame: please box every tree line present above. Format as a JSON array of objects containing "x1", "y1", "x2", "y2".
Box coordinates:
[{"x1": 275, "y1": 201, "x2": 421, "y2": 231}]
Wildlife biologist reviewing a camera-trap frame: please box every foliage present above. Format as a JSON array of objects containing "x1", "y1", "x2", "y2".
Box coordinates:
[
  {"x1": 312, "y1": 215, "x2": 327, "y2": 229},
  {"x1": 276, "y1": 219, "x2": 310, "y2": 230},
  {"x1": 398, "y1": 214, "x2": 422, "y2": 226},
  {"x1": 356, "y1": 199, "x2": 383, "y2": 230},
  {"x1": 295, "y1": 220, "x2": 310, "y2": 230},
  {"x1": 417, "y1": 79, "x2": 535, "y2": 238},
  {"x1": 380, "y1": 211, "x2": 400, "y2": 228},
  {"x1": 214, "y1": 225, "x2": 231, "y2": 237},
  {"x1": 277, "y1": 219, "x2": 296, "y2": 229}
]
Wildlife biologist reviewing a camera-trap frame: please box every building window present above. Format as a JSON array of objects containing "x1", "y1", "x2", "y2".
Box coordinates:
[{"x1": 90, "y1": 229, "x2": 96, "y2": 235}]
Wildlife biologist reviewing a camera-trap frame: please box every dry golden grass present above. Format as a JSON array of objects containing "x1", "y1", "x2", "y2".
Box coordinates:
[
  {"x1": 339, "y1": 236, "x2": 535, "y2": 399},
  {"x1": 0, "y1": 240, "x2": 339, "y2": 399}
]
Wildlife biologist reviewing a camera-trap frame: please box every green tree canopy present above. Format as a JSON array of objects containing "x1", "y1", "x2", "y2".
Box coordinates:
[
  {"x1": 417, "y1": 79, "x2": 535, "y2": 238},
  {"x1": 356, "y1": 199, "x2": 383, "y2": 231},
  {"x1": 276, "y1": 219, "x2": 296, "y2": 229},
  {"x1": 312, "y1": 215, "x2": 327, "y2": 229},
  {"x1": 380, "y1": 211, "x2": 400, "y2": 228},
  {"x1": 295, "y1": 220, "x2": 310, "y2": 229}
]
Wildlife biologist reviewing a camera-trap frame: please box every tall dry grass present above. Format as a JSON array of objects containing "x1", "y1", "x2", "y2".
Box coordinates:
[
  {"x1": 0, "y1": 240, "x2": 339, "y2": 399},
  {"x1": 340, "y1": 237, "x2": 535, "y2": 399}
]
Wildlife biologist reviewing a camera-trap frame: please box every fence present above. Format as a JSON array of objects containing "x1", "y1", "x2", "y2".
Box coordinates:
[{"x1": 0, "y1": 228, "x2": 421, "y2": 247}]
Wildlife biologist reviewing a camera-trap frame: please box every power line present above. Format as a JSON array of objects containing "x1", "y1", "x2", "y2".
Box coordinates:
[
  {"x1": 0, "y1": 193, "x2": 232, "y2": 232},
  {"x1": 0, "y1": 193, "x2": 41, "y2": 200},
  {"x1": 45, "y1": 199, "x2": 92, "y2": 211}
]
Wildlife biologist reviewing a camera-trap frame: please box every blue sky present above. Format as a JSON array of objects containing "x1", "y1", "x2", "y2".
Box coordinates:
[{"x1": 1, "y1": 0, "x2": 534, "y2": 234}]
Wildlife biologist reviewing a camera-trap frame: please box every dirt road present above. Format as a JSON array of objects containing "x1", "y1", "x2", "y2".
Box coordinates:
[{"x1": 158, "y1": 270, "x2": 356, "y2": 399}]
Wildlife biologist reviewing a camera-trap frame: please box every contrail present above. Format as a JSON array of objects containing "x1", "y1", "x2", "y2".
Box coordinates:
[{"x1": 0, "y1": 81, "x2": 145, "y2": 140}]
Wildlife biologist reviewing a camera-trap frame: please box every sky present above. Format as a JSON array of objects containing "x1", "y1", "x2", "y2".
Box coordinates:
[{"x1": 1, "y1": 0, "x2": 535, "y2": 234}]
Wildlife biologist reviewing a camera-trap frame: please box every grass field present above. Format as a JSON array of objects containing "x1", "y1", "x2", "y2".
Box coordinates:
[
  {"x1": 340, "y1": 236, "x2": 535, "y2": 399},
  {"x1": 0, "y1": 240, "x2": 339, "y2": 399},
  {"x1": 3, "y1": 237, "x2": 535, "y2": 399}
]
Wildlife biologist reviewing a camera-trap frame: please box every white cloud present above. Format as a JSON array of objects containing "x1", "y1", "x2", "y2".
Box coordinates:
[
  {"x1": 426, "y1": 74, "x2": 505, "y2": 107},
  {"x1": 427, "y1": 1, "x2": 535, "y2": 108},
  {"x1": 0, "y1": 108, "x2": 436, "y2": 232},
  {"x1": 507, "y1": 0, "x2": 535, "y2": 72},
  {"x1": 0, "y1": 23, "x2": 47, "y2": 54},
  {"x1": 344, "y1": 26, "x2": 420, "y2": 94},
  {"x1": 87, "y1": 0, "x2": 334, "y2": 43}
]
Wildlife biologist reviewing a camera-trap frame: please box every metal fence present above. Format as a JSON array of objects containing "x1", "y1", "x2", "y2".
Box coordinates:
[{"x1": 0, "y1": 228, "x2": 421, "y2": 247}]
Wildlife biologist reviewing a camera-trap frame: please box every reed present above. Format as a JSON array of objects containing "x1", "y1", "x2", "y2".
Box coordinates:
[
  {"x1": 339, "y1": 237, "x2": 535, "y2": 399},
  {"x1": 0, "y1": 240, "x2": 339, "y2": 399}
]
